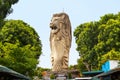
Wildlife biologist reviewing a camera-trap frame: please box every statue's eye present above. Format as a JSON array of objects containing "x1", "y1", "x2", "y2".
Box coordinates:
[{"x1": 53, "y1": 19, "x2": 58, "y2": 22}]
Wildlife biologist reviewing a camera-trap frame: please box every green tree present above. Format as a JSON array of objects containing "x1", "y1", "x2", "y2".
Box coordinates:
[
  {"x1": 77, "y1": 58, "x2": 87, "y2": 72},
  {"x1": 0, "y1": 0, "x2": 18, "y2": 27},
  {"x1": 0, "y1": 0, "x2": 18, "y2": 19},
  {"x1": 69, "y1": 64, "x2": 78, "y2": 70},
  {"x1": 68, "y1": 73, "x2": 72, "y2": 79},
  {"x1": 50, "y1": 74, "x2": 55, "y2": 79},
  {"x1": 96, "y1": 14, "x2": 120, "y2": 66},
  {"x1": 74, "y1": 12, "x2": 120, "y2": 72},
  {"x1": 0, "y1": 20, "x2": 42, "y2": 77},
  {"x1": 34, "y1": 67, "x2": 50, "y2": 79},
  {"x1": 74, "y1": 22, "x2": 100, "y2": 71}
]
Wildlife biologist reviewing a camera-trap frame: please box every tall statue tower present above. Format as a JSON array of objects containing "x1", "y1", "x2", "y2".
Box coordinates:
[{"x1": 49, "y1": 13, "x2": 72, "y2": 72}]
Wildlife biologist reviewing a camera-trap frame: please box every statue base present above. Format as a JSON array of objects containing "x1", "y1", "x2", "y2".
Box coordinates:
[{"x1": 47, "y1": 70, "x2": 80, "y2": 79}]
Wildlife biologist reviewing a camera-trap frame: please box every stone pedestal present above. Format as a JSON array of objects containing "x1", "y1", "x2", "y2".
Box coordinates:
[
  {"x1": 47, "y1": 70, "x2": 80, "y2": 79},
  {"x1": 55, "y1": 73, "x2": 67, "y2": 80}
]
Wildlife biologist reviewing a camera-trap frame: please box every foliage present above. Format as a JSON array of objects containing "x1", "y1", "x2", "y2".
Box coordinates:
[
  {"x1": 69, "y1": 64, "x2": 78, "y2": 70},
  {"x1": 100, "y1": 49, "x2": 120, "y2": 65},
  {"x1": 74, "y1": 21, "x2": 100, "y2": 71},
  {"x1": 50, "y1": 74, "x2": 55, "y2": 79},
  {"x1": 68, "y1": 73, "x2": 72, "y2": 79},
  {"x1": 118, "y1": 61, "x2": 120, "y2": 67},
  {"x1": 0, "y1": 0, "x2": 18, "y2": 27},
  {"x1": 74, "y1": 12, "x2": 120, "y2": 71},
  {"x1": 0, "y1": 20, "x2": 42, "y2": 77},
  {"x1": 0, "y1": 0, "x2": 18, "y2": 19},
  {"x1": 77, "y1": 58, "x2": 87, "y2": 72},
  {"x1": 34, "y1": 67, "x2": 50, "y2": 79}
]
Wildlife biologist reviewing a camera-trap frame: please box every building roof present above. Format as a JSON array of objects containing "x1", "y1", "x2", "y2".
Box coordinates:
[
  {"x1": 82, "y1": 71, "x2": 103, "y2": 75},
  {"x1": 0, "y1": 65, "x2": 30, "y2": 80},
  {"x1": 94, "y1": 67, "x2": 120, "y2": 77}
]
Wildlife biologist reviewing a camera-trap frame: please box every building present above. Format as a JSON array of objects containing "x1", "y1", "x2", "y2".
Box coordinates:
[
  {"x1": 0, "y1": 65, "x2": 30, "y2": 80},
  {"x1": 102, "y1": 60, "x2": 119, "y2": 72},
  {"x1": 92, "y1": 67, "x2": 120, "y2": 80},
  {"x1": 92, "y1": 60, "x2": 120, "y2": 80}
]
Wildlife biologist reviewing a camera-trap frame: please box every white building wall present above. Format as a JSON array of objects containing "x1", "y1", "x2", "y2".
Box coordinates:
[{"x1": 110, "y1": 60, "x2": 119, "y2": 70}]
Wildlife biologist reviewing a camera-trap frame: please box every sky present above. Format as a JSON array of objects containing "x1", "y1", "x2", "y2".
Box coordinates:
[{"x1": 7, "y1": 0, "x2": 120, "y2": 68}]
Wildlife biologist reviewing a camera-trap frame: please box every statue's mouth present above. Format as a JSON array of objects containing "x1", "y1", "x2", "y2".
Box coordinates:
[
  {"x1": 51, "y1": 26, "x2": 57, "y2": 30},
  {"x1": 50, "y1": 25, "x2": 59, "y2": 34}
]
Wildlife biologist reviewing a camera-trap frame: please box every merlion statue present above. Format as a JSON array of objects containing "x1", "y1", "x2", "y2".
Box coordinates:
[{"x1": 49, "y1": 13, "x2": 72, "y2": 72}]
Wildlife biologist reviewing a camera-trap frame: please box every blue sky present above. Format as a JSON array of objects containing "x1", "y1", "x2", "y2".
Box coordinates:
[{"x1": 7, "y1": 0, "x2": 120, "y2": 68}]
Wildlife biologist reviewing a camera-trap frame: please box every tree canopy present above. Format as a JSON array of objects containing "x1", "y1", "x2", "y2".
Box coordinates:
[
  {"x1": 0, "y1": 0, "x2": 18, "y2": 19},
  {"x1": 74, "y1": 12, "x2": 120, "y2": 72},
  {"x1": 0, "y1": 20, "x2": 42, "y2": 76},
  {"x1": 0, "y1": 0, "x2": 18, "y2": 27},
  {"x1": 0, "y1": 0, "x2": 43, "y2": 77}
]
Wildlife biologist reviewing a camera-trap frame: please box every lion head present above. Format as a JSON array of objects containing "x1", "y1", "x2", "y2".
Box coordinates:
[
  {"x1": 50, "y1": 13, "x2": 72, "y2": 48},
  {"x1": 50, "y1": 16, "x2": 60, "y2": 34}
]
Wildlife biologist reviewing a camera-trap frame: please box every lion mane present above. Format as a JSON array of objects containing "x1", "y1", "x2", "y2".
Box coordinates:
[{"x1": 50, "y1": 13, "x2": 72, "y2": 71}]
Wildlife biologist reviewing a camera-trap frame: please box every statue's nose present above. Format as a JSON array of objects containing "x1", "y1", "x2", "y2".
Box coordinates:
[{"x1": 50, "y1": 23, "x2": 54, "y2": 28}]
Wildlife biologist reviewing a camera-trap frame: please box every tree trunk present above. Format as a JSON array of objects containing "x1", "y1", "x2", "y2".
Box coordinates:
[{"x1": 83, "y1": 62, "x2": 91, "y2": 71}]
